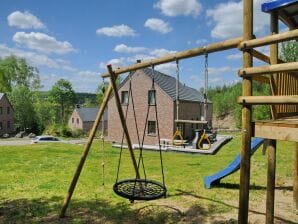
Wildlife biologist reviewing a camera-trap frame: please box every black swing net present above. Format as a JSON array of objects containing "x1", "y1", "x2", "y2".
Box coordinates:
[{"x1": 113, "y1": 66, "x2": 166, "y2": 201}]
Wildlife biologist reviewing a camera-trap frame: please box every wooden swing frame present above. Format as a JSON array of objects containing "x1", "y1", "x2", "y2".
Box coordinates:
[{"x1": 60, "y1": 3, "x2": 298, "y2": 222}]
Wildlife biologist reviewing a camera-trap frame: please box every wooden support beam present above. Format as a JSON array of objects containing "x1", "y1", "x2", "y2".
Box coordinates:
[
  {"x1": 60, "y1": 83, "x2": 112, "y2": 218},
  {"x1": 175, "y1": 119, "x2": 208, "y2": 124},
  {"x1": 254, "y1": 119, "x2": 298, "y2": 142},
  {"x1": 251, "y1": 75, "x2": 270, "y2": 84},
  {"x1": 101, "y1": 37, "x2": 242, "y2": 78},
  {"x1": 265, "y1": 139, "x2": 276, "y2": 224},
  {"x1": 107, "y1": 64, "x2": 140, "y2": 179},
  {"x1": 251, "y1": 49, "x2": 284, "y2": 64},
  {"x1": 238, "y1": 0, "x2": 253, "y2": 223},
  {"x1": 238, "y1": 95, "x2": 298, "y2": 105},
  {"x1": 238, "y1": 29, "x2": 298, "y2": 50},
  {"x1": 294, "y1": 143, "x2": 298, "y2": 211},
  {"x1": 238, "y1": 62, "x2": 298, "y2": 76}
]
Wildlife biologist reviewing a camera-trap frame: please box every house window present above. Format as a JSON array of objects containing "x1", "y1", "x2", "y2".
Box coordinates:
[
  {"x1": 147, "y1": 121, "x2": 156, "y2": 135},
  {"x1": 72, "y1": 118, "x2": 74, "y2": 123},
  {"x1": 148, "y1": 90, "x2": 156, "y2": 105},
  {"x1": 121, "y1": 91, "x2": 129, "y2": 105},
  {"x1": 0, "y1": 107, "x2": 2, "y2": 115},
  {"x1": 7, "y1": 121, "x2": 10, "y2": 129},
  {"x1": 77, "y1": 118, "x2": 79, "y2": 124},
  {"x1": 7, "y1": 107, "x2": 10, "y2": 114},
  {"x1": 0, "y1": 122, "x2": 2, "y2": 129}
]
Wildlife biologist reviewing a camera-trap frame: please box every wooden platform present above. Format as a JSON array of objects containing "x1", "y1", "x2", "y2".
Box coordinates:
[{"x1": 253, "y1": 116, "x2": 298, "y2": 142}]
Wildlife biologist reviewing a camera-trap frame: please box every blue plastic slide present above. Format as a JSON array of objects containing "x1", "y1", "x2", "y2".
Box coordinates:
[{"x1": 204, "y1": 138, "x2": 264, "y2": 189}]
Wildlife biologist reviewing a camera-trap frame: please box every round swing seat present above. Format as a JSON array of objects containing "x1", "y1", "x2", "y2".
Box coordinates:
[{"x1": 113, "y1": 179, "x2": 167, "y2": 201}]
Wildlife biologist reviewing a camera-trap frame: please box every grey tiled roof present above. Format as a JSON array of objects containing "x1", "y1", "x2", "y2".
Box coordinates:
[
  {"x1": 76, "y1": 107, "x2": 100, "y2": 122},
  {"x1": 136, "y1": 68, "x2": 208, "y2": 103}
]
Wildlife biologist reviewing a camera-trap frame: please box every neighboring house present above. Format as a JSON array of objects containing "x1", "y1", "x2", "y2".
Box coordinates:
[
  {"x1": 0, "y1": 93, "x2": 15, "y2": 135},
  {"x1": 68, "y1": 105, "x2": 108, "y2": 135},
  {"x1": 108, "y1": 67, "x2": 212, "y2": 145}
]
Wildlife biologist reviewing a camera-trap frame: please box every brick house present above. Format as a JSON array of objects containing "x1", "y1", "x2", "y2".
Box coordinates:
[
  {"x1": 108, "y1": 68, "x2": 212, "y2": 145},
  {"x1": 68, "y1": 105, "x2": 108, "y2": 135},
  {"x1": 0, "y1": 93, "x2": 15, "y2": 135}
]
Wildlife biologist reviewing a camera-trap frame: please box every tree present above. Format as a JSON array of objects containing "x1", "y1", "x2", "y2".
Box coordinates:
[
  {"x1": 96, "y1": 81, "x2": 109, "y2": 104},
  {"x1": 280, "y1": 40, "x2": 298, "y2": 62},
  {"x1": 9, "y1": 86, "x2": 39, "y2": 132},
  {"x1": 0, "y1": 55, "x2": 40, "y2": 92},
  {"x1": 49, "y1": 79, "x2": 76, "y2": 123}
]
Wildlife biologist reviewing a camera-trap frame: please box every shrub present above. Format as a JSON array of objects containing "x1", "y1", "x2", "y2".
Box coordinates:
[{"x1": 71, "y1": 128, "x2": 86, "y2": 138}]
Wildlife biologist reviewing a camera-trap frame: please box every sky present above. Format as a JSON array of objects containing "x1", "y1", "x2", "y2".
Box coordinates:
[{"x1": 0, "y1": 0, "x2": 283, "y2": 93}]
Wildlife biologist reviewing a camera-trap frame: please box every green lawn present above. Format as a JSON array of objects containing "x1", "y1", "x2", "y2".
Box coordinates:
[{"x1": 0, "y1": 135, "x2": 296, "y2": 223}]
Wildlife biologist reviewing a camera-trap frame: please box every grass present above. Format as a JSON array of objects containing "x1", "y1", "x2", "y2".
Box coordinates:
[{"x1": 0, "y1": 134, "x2": 296, "y2": 223}]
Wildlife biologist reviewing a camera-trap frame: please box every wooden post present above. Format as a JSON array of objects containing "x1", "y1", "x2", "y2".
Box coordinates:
[
  {"x1": 238, "y1": 0, "x2": 253, "y2": 223},
  {"x1": 107, "y1": 64, "x2": 140, "y2": 179},
  {"x1": 60, "y1": 83, "x2": 112, "y2": 218},
  {"x1": 294, "y1": 142, "x2": 298, "y2": 211},
  {"x1": 265, "y1": 139, "x2": 277, "y2": 224},
  {"x1": 266, "y1": 12, "x2": 278, "y2": 224}
]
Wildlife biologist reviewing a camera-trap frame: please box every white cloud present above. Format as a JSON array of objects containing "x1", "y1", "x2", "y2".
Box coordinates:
[
  {"x1": 144, "y1": 18, "x2": 172, "y2": 34},
  {"x1": 126, "y1": 54, "x2": 154, "y2": 63},
  {"x1": 0, "y1": 44, "x2": 75, "y2": 71},
  {"x1": 155, "y1": 63, "x2": 177, "y2": 75},
  {"x1": 154, "y1": 0, "x2": 202, "y2": 17},
  {"x1": 7, "y1": 11, "x2": 45, "y2": 29},
  {"x1": 13, "y1": 32, "x2": 76, "y2": 54},
  {"x1": 207, "y1": 0, "x2": 269, "y2": 39},
  {"x1": 114, "y1": 44, "x2": 147, "y2": 53},
  {"x1": 107, "y1": 58, "x2": 126, "y2": 68},
  {"x1": 150, "y1": 48, "x2": 176, "y2": 57},
  {"x1": 96, "y1": 24, "x2": 136, "y2": 37}
]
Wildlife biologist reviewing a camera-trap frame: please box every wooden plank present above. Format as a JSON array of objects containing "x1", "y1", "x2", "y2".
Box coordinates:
[
  {"x1": 238, "y1": 29, "x2": 298, "y2": 50},
  {"x1": 101, "y1": 37, "x2": 242, "y2": 78},
  {"x1": 238, "y1": 62, "x2": 298, "y2": 76},
  {"x1": 60, "y1": 83, "x2": 112, "y2": 218},
  {"x1": 238, "y1": 95, "x2": 298, "y2": 105},
  {"x1": 294, "y1": 143, "x2": 298, "y2": 211},
  {"x1": 254, "y1": 123, "x2": 298, "y2": 142},
  {"x1": 107, "y1": 64, "x2": 140, "y2": 179},
  {"x1": 238, "y1": 0, "x2": 253, "y2": 223},
  {"x1": 266, "y1": 139, "x2": 276, "y2": 224},
  {"x1": 251, "y1": 49, "x2": 285, "y2": 64},
  {"x1": 175, "y1": 119, "x2": 208, "y2": 124}
]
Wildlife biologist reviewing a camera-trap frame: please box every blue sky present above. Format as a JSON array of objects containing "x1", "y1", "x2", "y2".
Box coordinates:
[{"x1": 0, "y1": 0, "x2": 278, "y2": 93}]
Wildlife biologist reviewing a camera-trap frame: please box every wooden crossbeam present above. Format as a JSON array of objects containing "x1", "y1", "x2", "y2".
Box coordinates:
[
  {"x1": 238, "y1": 29, "x2": 298, "y2": 49},
  {"x1": 238, "y1": 62, "x2": 298, "y2": 76},
  {"x1": 238, "y1": 95, "x2": 298, "y2": 105},
  {"x1": 101, "y1": 37, "x2": 242, "y2": 78}
]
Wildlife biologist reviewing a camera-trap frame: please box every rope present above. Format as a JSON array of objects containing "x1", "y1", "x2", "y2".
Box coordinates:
[
  {"x1": 203, "y1": 53, "x2": 208, "y2": 122},
  {"x1": 100, "y1": 78, "x2": 106, "y2": 186},
  {"x1": 115, "y1": 74, "x2": 132, "y2": 183}
]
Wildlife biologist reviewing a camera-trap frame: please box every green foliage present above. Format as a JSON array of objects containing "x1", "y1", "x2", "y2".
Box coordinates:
[
  {"x1": 8, "y1": 85, "x2": 40, "y2": 133},
  {"x1": 48, "y1": 79, "x2": 76, "y2": 123},
  {"x1": 0, "y1": 55, "x2": 40, "y2": 92},
  {"x1": 43, "y1": 124, "x2": 72, "y2": 137},
  {"x1": 280, "y1": 40, "x2": 298, "y2": 62},
  {"x1": 71, "y1": 128, "x2": 86, "y2": 138},
  {"x1": 96, "y1": 81, "x2": 109, "y2": 104},
  {"x1": 209, "y1": 81, "x2": 271, "y2": 128}
]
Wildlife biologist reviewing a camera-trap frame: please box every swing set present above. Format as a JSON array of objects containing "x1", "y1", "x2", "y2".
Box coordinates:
[{"x1": 60, "y1": 2, "x2": 298, "y2": 222}]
